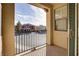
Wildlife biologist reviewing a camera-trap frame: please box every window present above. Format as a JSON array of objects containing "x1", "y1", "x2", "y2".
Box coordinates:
[{"x1": 54, "y1": 5, "x2": 67, "y2": 31}]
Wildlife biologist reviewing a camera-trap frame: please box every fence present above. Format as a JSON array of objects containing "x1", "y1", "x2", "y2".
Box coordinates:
[{"x1": 15, "y1": 32, "x2": 46, "y2": 54}]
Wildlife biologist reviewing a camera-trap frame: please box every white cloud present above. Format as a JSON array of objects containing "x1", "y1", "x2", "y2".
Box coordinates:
[
  {"x1": 29, "y1": 4, "x2": 46, "y2": 18},
  {"x1": 15, "y1": 4, "x2": 46, "y2": 26}
]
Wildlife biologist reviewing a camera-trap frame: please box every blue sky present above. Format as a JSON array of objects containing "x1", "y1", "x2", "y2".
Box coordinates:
[{"x1": 15, "y1": 3, "x2": 46, "y2": 26}]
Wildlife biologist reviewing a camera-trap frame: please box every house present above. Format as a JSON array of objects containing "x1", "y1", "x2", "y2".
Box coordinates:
[
  {"x1": 21, "y1": 24, "x2": 35, "y2": 32},
  {"x1": 35, "y1": 25, "x2": 46, "y2": 32},
  {"x1": 15, "y1": 22, "x2": 35, "y2": 32},
  {"x1": 37, "y1": 25, "x2": 46, "y2": 31}
]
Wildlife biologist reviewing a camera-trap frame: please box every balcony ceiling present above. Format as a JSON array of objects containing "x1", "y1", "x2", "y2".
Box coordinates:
[{"x1": 48, "y1": 3, "x2": 67, "y2": 6}]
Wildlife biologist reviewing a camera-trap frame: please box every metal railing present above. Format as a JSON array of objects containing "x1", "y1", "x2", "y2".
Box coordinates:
[{"x1": 15, "y1": 31, "x2": 46, "y2": 54}]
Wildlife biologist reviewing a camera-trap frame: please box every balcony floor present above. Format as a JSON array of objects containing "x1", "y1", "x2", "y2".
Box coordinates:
[
  {"x1": 46, "y1": 45, "x2": 68, "y2": 56},
  {"x1": 23, "y1": 47, "x2": 46, "y2": 56},
  {"x1": 22, "y1": 45, "x2": 68, "y2": 56}
]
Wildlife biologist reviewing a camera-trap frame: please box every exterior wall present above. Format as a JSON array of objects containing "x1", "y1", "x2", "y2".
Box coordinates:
[
  {"x1": 53, "y1": 4, "x2": 68, "y2": 49},
  {"x1": 0, "y1": 36, "x2": 2, "y2": 56},
  {"x1": 46, "y1": 8, "x2": 53, "y2": 45},
  {"x1": 0, "y1": 3, "x2": 2, "y2": 56},
  {"x1": 53, "y1": 31, "x2": 68, "y2": 49}
]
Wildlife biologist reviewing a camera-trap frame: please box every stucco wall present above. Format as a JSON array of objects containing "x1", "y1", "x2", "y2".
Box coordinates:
[
  {"x1": 0, "y1": 36, "x2": 2, "y2": 56},
  {"x1": 53, "y1": 4, "x2": 68, "y2": 49},
  {"x1": 46, "y1": 8, "x2": 53, "y2": 45},
  {"x1": 53, "y1": 31, "x2": 68, "y2": 49},
  {"x1": 0, "y1": 3, "x2": 2, "y2": 56}
]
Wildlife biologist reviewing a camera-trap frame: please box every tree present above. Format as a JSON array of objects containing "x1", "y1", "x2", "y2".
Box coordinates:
[{"x1": 15, "y1": 21, "x2": 22, "y2": 32}]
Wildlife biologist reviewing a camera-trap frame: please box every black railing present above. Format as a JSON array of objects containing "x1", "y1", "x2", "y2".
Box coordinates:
[{"x1": 15, "y1": 32, "x2": 46, "y2": 54}]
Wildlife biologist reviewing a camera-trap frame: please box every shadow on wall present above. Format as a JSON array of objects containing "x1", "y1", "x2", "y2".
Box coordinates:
[
  {"x1": 0, "y1": 3, "x2": 2, "y2": 56},
  {"x1": 0, "y1": 36, "x2": 2, "y2": 56}
]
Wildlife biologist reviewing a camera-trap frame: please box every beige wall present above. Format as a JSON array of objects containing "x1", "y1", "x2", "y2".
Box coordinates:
[
  {"x1": 0, "y1": 3, "x2": 2, "y2": 56},
  {"x1": 46, "y1": 8, "x2": 53, "y2": 45},
  {"x1": 53, "y1": 31, "x2": 68, "y2": 49},
  {"x1": 0, "y1": 36, "x2": 1, "y2": 56},
  {"x1": 53, "y1": 4, "x2": 68, "y2": 49}
]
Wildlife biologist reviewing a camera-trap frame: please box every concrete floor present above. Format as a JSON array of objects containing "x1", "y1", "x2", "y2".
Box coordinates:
[
  {"x1": 23, "y1": 47, "x2": 46, "y2": 56},
  {"x1": 46, "y1": 46, "x2": 68, "y2": 56},
  {"x1": 23, "y1": 45, "x2": 68, "y2": 56}
]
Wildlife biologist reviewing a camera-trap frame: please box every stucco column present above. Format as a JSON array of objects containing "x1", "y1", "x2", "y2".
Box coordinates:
[
  {"x1": 46, "y1": 8, "x2": 53, "y2": 45},
  {"x1": 2, "y1": 3, "x2": 16, "y2": 56},
  {"x1": 0, "y1": 3, "x2": 2, "y2": 56}
]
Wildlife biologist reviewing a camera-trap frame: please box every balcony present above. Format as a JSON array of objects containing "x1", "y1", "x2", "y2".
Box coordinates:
[{"x1": 1, "y1": 3, "x2": 69, "y2": 56}]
